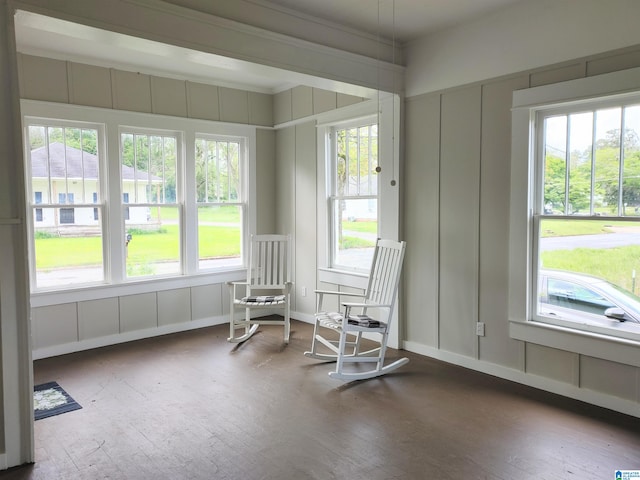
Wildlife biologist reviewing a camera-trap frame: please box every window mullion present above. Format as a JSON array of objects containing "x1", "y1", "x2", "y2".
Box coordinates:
[
  {"x1": 619, "y1": 107, "x2": 626, "y2": 216},
  {"x1": 564, "y1": 116, "x2": 570, "y2": 215}
]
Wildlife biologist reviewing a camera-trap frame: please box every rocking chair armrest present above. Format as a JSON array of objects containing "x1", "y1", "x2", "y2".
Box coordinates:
[
  {"x1": 315, "y1": 289, "x2": 365, "y2": 313},
  {"x1": 341, "y1": 302, "x2": 393, "y2": 309},
  {"x1": 314, "y1": 289, "x2": 365, "y2": 298}
]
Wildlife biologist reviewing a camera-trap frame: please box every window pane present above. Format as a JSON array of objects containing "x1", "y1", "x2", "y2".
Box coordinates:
[
  {"x1": 622, "y1": 105, "x2": 640, "y2": 217},
  {"x1": 595, "y1": 108, "x2": 622, "y2": 215},
  {"x1": 33, "y1": 207, "x2": 104, "y2": 288},
  {"x1": 195, "y1": 138, "x2": 241, "y2": 203},
  {"x1": 332, "y1": 198, "x2": 377, "y2": 269},
  {"x1": 543, "y1": 115, "x2": 567, "y2": 214},
  {"x1": 197, "y1": 205, "x2": 242, "y2": 269},
  {"x1": 568, "y1": 112, "x2": 593, "y2": 214},
  {"x1": 537, "y1": 218, "x2": 640, "y2": 327},
  {"x1": 28, "y1": 122, "x2": 103, "y2": 289},
  {"x1": 125, "y1": 206, "x2": 180, "y2": 278}
]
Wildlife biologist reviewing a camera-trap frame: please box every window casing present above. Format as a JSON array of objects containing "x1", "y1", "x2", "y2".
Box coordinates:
[
  {"x1": 23, "y1": 101, "x2": 253, "y2": 293},
  {"x1": 328, "y1": 118, "x2": 379, "y2": 272}
]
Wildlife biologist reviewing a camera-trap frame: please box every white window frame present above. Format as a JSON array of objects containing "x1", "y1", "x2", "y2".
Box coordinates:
[
  {"x1": 23, "y1": 117, "x2": 108, "y2": 290},
  {"x1": 194, "y1": 133, "x2": 248, "y2": 272},
  {"x1": 327, "y1": 115, "x2": 379, "y2": 273},
  {"x1": 22, "y1": 100, "x2": 256, "y2": 304},
  {"x1": 315, "y1": 93, "x2": 400, "y2": 283},
  {"x1": 509, "y1": 67, "x2": 640, "y2": 367}
]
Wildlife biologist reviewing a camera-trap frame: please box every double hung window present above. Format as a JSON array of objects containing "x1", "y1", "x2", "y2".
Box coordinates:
[
  {"x1": 26, "y1": 123, "x2": 105, "y2": 288},
  {"x1": 121, "y1": 130, "x2": 181, "y2": 278},
  {"x1": 195, "y1": 136, "x2": 244, "y2": 270},
  {"x1": 328, "y1": 119, "x2": 379, "y2": 271},
  {"x1": 532, "y1": 98, "x2": 640, "y2": 339}
]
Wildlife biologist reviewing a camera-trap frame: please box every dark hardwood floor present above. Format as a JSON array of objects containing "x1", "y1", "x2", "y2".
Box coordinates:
[{"x1": 2, "y1": 319, "x2": 639, "y2": 479}]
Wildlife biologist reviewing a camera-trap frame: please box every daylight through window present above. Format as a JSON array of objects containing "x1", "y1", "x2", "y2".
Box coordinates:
[
  {"x1": 329, "y1": 120, "x2": 379, "y2": 271},
  {"x1": 535, "y1": 100, "x2": 640, "y2": 338}
]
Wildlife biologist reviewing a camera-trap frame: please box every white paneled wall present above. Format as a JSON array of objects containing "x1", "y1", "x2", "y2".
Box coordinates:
[{"x1": 403, "y1": 45, "x2": 640, "y2": 416}]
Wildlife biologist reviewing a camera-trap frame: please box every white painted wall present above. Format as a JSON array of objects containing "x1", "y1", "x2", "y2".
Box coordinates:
[{"x1": 406, "y1": 0, "x2": 640, "y2": 97}]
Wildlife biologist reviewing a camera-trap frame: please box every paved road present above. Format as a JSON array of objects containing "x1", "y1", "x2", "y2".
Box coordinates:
[{"x1": 540, "y1": 231, "x2": 640, "y2": 251}]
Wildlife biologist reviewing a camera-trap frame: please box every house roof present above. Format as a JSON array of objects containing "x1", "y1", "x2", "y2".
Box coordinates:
[{"x1": 30, "y1": 142, "x2": 161, "y2": 182}]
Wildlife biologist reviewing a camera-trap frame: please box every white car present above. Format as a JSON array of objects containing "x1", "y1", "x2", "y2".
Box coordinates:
[{"x1": 538, "y1": 269, "x2": 640, "y2": 324}]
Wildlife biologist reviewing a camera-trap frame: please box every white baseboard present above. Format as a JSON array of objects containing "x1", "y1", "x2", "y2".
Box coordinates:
[
  {"x1": 33, "y1": 311, "x2": 315, "y2": 360},
  {"x1": 403, "y1": 340, "x2": 640, "y2": 419},
  {"x1": 33, "y1": 315, "x2": 228, "y2": 360}
]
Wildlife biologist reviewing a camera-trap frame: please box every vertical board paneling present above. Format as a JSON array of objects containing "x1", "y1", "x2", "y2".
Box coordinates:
[
  {"x1": 525, "y1": 343, "x2": 577, "y2": 384},
  {"x1": 186, "y1": 81, "x2": 220, "y2": 121},
  {"x1": 68, "y1": 62, "x2": 112, "y2": 108},
  {"x1": 404, "y1": 93, "x2": 440, "y2": 346},
  {"x1": 478, "y1": 76, "x2": 529, "y2": 366},
  {"x1": 275, "y1": 126, "x2": 295, "y2": 236},
  {"x1": 248, "y1": 92, "x2": 273, "y2": 126},
  {"x1": 294, "y1": 122, "x2": 317, "y2": 314},
  {"x1": 19, "y1": 54, "x2": 68, "y2": 103},
  {"x1": 439, "y1": 86, "x2": 481, "y2": 356},
  {"x1": 587, "y1": 47, "x2": 640, "y2": 77},
  {"x1": 119, "y1": 292, "x2": 157, "y2": 332},
  {"x1": 580, "y1": 356, "x2": 639, "y2": 402},
  {"x1": 151, "y1": 76, "x2": 187, "y2": 117},
  {"x1": 256, "y1": 129, "x2": 277, "y2": 233},
  {"x1": 111, "y1": 70, "x2": 152, "y2": 113},
  {"x1": 312, "y1": 88, "x2": 337, "y2": 114},
  {"x1": 274, "y1": 90, "x2": 292, "y2": 125},
  {"x1": 78, "y1": 298, "x2": 119, "y2": 340},
  {"x1": 219, "y1": 87, "x2": 249, "y2": 124},
  {"x1": 291, "y1": 86, "x2": 313, "y2": 120},
  {"x1": 190, "y1": 284, "x2": 223, "y2": 320},
  {"x1": 157, "y1": 288, "x2": 191, "y2": 326},
  {"x1": 530, "y1": 63, "x2": 585, "y2": 87},
  {"x1": 32, "y1": 303, "x2": 78, "y2": 349}
]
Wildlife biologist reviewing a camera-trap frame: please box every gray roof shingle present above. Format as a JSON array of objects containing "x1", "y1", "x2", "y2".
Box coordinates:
[{"x1": 30, "y1": 143, "x2": 160, "y2": 182}]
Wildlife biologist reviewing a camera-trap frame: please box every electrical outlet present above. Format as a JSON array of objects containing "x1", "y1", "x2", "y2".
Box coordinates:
[
  {"x1": 476, "y1": 322, "x2": 485, "y2": 336},
  {"x1": 301, "y1": 286, "x2": 307, "y2": 297}
]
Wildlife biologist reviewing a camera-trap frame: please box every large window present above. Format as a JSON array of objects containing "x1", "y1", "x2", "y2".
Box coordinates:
[
  {"x1": 328, "y1": 119, "x2": 379, "y2": 271},
  {"x1": 23, "y1": 102, "x2": 252, "y2": 292},
  {"x1": 532, "y1": 98, "x2": 640, "y2": 340}
]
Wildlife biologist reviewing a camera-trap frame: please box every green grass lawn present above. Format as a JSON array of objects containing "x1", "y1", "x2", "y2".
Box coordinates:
[
  {"x1": 35, "y1": 224, "x2": 241, "y2": 269},
  {"x1": 540, "y1": 219, "x2": 640, "y2": 291}
]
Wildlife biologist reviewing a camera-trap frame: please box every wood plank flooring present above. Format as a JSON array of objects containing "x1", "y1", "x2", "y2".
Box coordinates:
[{"x1": 2, "y1": 319, "x2": 639, "y2": 479}]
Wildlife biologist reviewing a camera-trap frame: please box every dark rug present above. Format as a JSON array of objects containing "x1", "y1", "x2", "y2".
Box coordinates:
[{"x1": 34, "y1": 381, "x2": 82, "y2": 420}]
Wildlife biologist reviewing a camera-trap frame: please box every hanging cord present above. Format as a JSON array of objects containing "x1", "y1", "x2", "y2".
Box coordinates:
[{"x1": 390, "y1": 0, "x2": 397, "y2": 187}]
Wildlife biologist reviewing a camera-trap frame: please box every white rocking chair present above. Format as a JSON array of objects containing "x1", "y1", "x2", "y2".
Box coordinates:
[
  {"x1": 227, "y1": 234, "x2": 292, "y2": 344},
  {"x1": 304, "y1": 238, "x2": 408, "y2": 381}
]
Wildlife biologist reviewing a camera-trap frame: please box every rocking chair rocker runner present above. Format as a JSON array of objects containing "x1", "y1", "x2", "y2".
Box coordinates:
[
  {"x1": 304, "y1": 238, "x2": 408, "y2": 381},
  {"x1": 227, "y1": 234, "x2": 292, "y2": 344}
]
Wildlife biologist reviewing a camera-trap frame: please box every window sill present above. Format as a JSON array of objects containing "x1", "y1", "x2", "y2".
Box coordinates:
[
  {"x1": 509, "y1": 319, "x2": 640, "y2": 367},
  {"x1": 31, "y1": 268, "x2": 246, "y2": 308}
]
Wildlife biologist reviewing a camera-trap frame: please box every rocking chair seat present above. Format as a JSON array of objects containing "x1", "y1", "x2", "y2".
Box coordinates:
[{"x1": 237, "y1": 295, "x2": 287, "y2": 305}]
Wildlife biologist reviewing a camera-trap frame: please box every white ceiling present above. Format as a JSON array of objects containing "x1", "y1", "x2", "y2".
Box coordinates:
[
  {"x1": 257, "y1": 0, "x2": 526, "y2": 43},
  {"x1": 14, "y1": 0, "x2": 526, "y2": 94}
]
